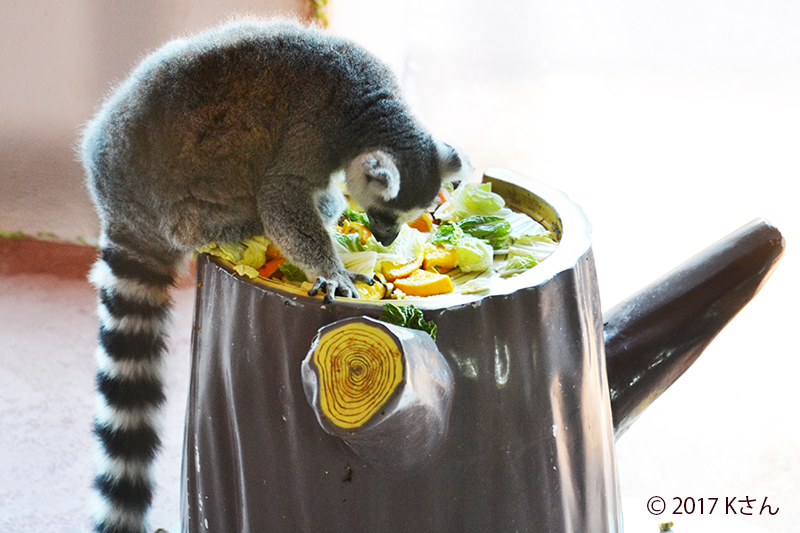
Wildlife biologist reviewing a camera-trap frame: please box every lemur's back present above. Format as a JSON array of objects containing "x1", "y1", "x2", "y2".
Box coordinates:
[
  {"x1": 81, "y1": 18, "x2": 467, "y2": 533},
  {"x1": 84, "y1": 20, "x2": 408, "y2": 249}
]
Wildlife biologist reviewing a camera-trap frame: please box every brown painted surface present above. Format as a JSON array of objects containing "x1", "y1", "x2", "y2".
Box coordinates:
[{"x1": 0, "y1": 237, "x2": 97, "y2": 279}]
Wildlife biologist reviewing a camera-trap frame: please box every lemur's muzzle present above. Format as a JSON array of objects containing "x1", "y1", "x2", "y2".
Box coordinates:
[{"x1": 367, "y1": 208, "x2": 401, "y2": 246}]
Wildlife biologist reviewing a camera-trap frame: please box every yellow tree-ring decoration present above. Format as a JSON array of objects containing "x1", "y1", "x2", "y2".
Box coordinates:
[
  {"x1": 313, "y1": 321, "x2": 404, "y2": 430},
  {"x1": 302, "y1": 316, "x2": 455, "y2": 471}
]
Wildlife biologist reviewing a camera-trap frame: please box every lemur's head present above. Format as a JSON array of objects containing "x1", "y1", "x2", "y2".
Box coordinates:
[{"x1": 345, "y1": 140, "x2": 472, "y2": 246}]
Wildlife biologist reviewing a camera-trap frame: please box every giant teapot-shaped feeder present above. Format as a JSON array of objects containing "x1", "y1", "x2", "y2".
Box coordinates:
[{"x1": 182, "y1": 168, "x2": 784, "y2": 532}]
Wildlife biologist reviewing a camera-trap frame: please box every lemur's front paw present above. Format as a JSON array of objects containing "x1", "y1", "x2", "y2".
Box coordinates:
[
  {"x1": 350, "y1": 272, "x2": 376, "y2": 286},
  {"x1": 309, "y1": 270, "x2": 373, "y2": 303}
]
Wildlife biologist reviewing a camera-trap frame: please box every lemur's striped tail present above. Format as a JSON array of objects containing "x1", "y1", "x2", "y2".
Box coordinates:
[{"x1": 89, "y1": 240, "x2": 182, "y2": 533}]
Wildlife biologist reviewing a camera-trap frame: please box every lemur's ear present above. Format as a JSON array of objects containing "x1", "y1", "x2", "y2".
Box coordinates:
[
  {"x1": 345, "y1": 150, "x2": 400, "y2": 205},
  {"x1": 436, "y1": 141, "x2": 474, "y2": 182}
]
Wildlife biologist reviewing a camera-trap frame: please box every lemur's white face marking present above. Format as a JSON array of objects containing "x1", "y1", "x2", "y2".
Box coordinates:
[
  {"x1": 344, "y1": 150, "x2": 416, "y2": 246},
  {"x1": 343, "y1": 143, "x2": 473, "y2": 246},
  {"x1": 344, "y1": 150, "x2": 400, "y2": 208}
]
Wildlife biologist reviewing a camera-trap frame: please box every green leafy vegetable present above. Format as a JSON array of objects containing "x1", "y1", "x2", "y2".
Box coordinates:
[
  {"x1": 197, "y1": 241, "x2": 246, "y2": 265},
  {"x1": 332, "y1": 230, "x2": 367, "y2": 253},
  {"x1": 455, "y1": 235, "x2": 494, "y2": 272},
  {"x1": 233, "y1": 264, "x2": 260, "y2": 279},
  {"x1": 278, "y1": 262, "x2": 308, "y2": 283},
  {"x1": 507, "y1": 229, "x2": 558, "y2": 265},
  {"x1": 343, "y1": 207, "x2": 371, "y2": 228},
  {"x1": 383, "y1": 224, "x2": 427, "y2": 259},
  {"x1": 456, "y1": 215, "x2": 512, "y2": 249},
  {"x1": 340, "y1": 251, "x2": 378, "y2": 276},
  {"x1": 198, "y1": 236, "x2": 274, "y2": 270},
  {"x1": 514, "y1": 229, "x2": 557, "y2": 246},
  {"x1": 380, "y1": 303, "x2": 438, "y2": 340},
  {"x1": 458, "y1": 183, "x2": 507, "y2": 215},
  {"x1": 430, "y1": 224, "x2": 464, "y2": 246},
  {"x1": 239, "y1": 237, "x2": 268, "y2": 269},
  {"x1": 458, "y1": 278, "x2": 492, "y2": 294},
  {"x1": 434, "y1": 182, "x2": 511, "y2": 221},
  {"x1": 496, "y1": 254, "x2": 540, "y2": 277},
  {"x1": 429, "y1": 223, "x2": 493, "y2": 273},
  {"x1": 334, "y1": 224, "x2": 425, "y2": 265}
]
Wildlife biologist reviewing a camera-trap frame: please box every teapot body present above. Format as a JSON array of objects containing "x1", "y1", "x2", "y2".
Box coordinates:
[{"x1": 182, "y1": 171, "x2": 623, "y2": 532}]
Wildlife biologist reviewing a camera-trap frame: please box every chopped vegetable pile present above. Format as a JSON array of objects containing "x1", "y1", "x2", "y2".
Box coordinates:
[{"x1": 198, "y1": 181, "x2": 558, "y2": 300}]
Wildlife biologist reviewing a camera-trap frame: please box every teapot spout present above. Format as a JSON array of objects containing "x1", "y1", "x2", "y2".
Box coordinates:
[{"x1": 604, "y1": 218, "x2": 784, "y2": 438}]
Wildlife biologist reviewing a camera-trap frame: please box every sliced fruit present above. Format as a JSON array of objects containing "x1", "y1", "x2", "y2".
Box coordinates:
[
  {"x1": 392, "y1": 269, "x2": 454, "y2": 297},
  {"x1": 423, "y1": 245, "x2": 458, "y2": 274},
  {"x1": 381, "y1": 255, "x2": 424, "y2": 282},
  {"x1": 341, "y1": 220, "x2": 373, "y2": 245},
  {"x1": 355, "y1": 280, "x2": 386, "y2": 300},
  {"x1": 407, "y1": 212, "x2": 434, "y2": 233}
]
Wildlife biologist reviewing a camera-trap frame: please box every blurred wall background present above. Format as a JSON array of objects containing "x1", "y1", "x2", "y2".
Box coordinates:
[{"x1": 0, "y1": 0, "x2": 311, "y2": 243}]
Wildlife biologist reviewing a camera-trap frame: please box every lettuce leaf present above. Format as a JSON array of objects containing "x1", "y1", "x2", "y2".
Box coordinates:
[
  {"x1": 456, "y1": 215, "x2": 511, "y2": 249},
  {"x1": 514, "y1": 228, "x2": 557, "y2": 245},
  {"x1": 340, "y1": 251, "x2": 378, "y2": 276},
  {"x1": 434, "y1": 182, "x2": 511, "y2": 221},
  {"x1": 385, "y1": 224, "x2": 427, "y2": 259},
  {"x1": 343, "y1": 207, "x2": 371, "y2": 228},
  {"x1": 278, "y1": 262, "x2": 308, "y2": 283},
  {"x1": 380, "y1": 303, "x2": 437, "y2": 340},
  {"x1": 455, "y1": 235, "x2": 494, "y2": 272},
  {"x1": 248, "y1": 235, "x2": 272, "y2": 247},
  {"x1": 428, "y1": 223, "x2": 494, "y2": 274},
  {"x1": 197, "y1": 241, "x2": 246, "y2": 265},
  {"x1": 333, "y1": 223, "x2": 425, "y2": 264},
  {"x1": 496, "y1": 253, "x2": 540, "y2": 277},
  {"x1": 239, "y1": 237, "x2": 268, "y2": 269},
  {"x1": 233, "y1": 264, "x2": 260, "y2": 279},
  {"x1": 430, "y1": 224, "x2": 464, "y2": 246},
  {"x1": 508, "y1": 229, "x2": 558, "y2": 262},
  {"x1": 332, "y1": 230, "x2": 367, "y2": 253},
  {"x1": 458, "y1": 277, "x2": 492, "y2": 294},
  {"x1": 198, "y1": 236, "x2": 273, "y2": 271}
]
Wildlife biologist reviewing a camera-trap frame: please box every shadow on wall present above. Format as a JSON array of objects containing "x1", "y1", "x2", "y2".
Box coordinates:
[{"x1": 0, "y1": 0, "x2": 310, "y2": 244}]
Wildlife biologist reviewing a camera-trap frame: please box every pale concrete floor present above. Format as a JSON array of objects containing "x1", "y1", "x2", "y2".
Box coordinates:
[
  {"x1": 0, "y1": 273, "x2": 194, "y2": 532},
  {"x1": 2, "y1": 1, "x2": 799, "y2": 532}
]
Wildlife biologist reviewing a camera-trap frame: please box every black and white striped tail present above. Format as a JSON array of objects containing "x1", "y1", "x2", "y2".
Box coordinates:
[{"x1": 89, "y1": 241, "x2": 179, "y2": 533}]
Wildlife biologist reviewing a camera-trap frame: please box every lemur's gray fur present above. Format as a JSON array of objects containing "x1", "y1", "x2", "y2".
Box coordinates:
[{"x1": 80, "y1": 17, "x2": 469, "y2": 533}]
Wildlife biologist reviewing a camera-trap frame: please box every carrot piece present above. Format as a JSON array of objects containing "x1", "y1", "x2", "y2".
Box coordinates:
[
  {"x1": 393, "y1": 269, "x2": 454, "y2": 297},
  {"x1": 258, "y1": 258, "x2": 285, "y2": 278},
  {"x1": 381, "y1": 256, "x2": 424, "y2": 282},
  {"x1": 407, "y1": 212, "x2": 434, "y2": 233}
]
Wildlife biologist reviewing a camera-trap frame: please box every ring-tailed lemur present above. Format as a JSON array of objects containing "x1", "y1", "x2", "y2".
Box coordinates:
[{"x1": 80, "y1": 17, "x2": 470, "y2": 533}]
